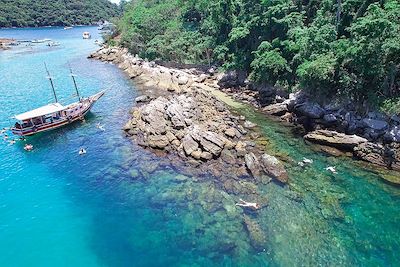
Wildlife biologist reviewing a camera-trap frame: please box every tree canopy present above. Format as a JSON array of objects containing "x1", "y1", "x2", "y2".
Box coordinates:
[
  {"x1": 0, "y1": 0, "x2": 121, "y2": 27},
  {"x1": 116, "y1": 0, "x2": 400, "y2": 108}
]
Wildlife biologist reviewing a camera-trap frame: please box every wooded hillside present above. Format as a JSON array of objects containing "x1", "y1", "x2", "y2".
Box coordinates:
[
  {"x1": 0, "y1": 0, "x2": 120, "y2": 27},
  {"x1": 116, "y1": 0, "x2": 400, "y2": 110}
]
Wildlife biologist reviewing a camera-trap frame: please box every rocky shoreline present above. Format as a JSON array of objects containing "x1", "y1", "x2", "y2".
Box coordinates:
[{"x1": 89, "y1": 46, "x2": 399, "y2": 183}]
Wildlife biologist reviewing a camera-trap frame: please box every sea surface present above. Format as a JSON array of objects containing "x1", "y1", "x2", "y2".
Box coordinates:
[{"x1": 0, "y1": 27, "x2": 399, "y2": 267}]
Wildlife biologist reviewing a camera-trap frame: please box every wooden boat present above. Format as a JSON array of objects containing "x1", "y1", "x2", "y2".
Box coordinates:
[{"x1": 11, "y1": 66, "x2": 105, "y2": 137}]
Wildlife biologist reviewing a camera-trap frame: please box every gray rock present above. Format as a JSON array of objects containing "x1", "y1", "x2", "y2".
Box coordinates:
[
  {"x1": 217, "y1": 70, "x2": 246, "y2": 88},
  {"x1": 262, "y1": 102, "x2": 288, "y2": 116},
  {"x1": 304, "y1": 130, "x2": 367, "y2": 150},
  {"x1": 182, "y1": 135, "x2": 199, "y2": 155},
  {"x1": 245, "y1": 153, "x2": 261, "y2": 178},
  {"x1": 295, "y1": 102, "x2": 325, "y2": 119},
  {"x1": 224, "y1": 127, "x2": 237, "y2": 138},
  {"x1": 177, "y1": 75, "x2": 189, "y2": 85},
  {"x1": 166, "y1": 103, "x2": 186, "y2": 129},
  {"x1": 362, "y1": 118, "x2": 389, "y2": 131},
  {"x1": 260, "y1": 154, "x2": 288, "y2": 183},
  {"x1": 383, "y1": 126, "x2": 400, "y2": 143},
  {"x1": 147, "y1": 135, "x2": 170, "y2": 149},
  {"x1": 354, "y1": 142, "x2": 400, "y2": 173},
  {"x1": 323, "y1": 114, "x2": 337, "y2": 124},
  {"x1": 135, "y1": 95, "x2": 150, "y2": 103},
  {"x1": 244, "y1": 121, "x2": 257, "y2": 129}
]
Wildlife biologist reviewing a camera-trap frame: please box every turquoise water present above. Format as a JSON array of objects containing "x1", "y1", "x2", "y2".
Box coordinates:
[{"x1": 0, "y1": 27, "x2": 399, "y2": 267}]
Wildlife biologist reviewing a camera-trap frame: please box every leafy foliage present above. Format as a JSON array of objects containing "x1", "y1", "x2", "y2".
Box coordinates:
[
  {"x1": 0, "y1": 0, "x2": 120, "y2": 27},
  {"x1": 116, "y1": 0, "x2": 399, "y2": 105}
]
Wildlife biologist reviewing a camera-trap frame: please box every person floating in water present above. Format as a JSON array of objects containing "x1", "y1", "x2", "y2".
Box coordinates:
[
  {"x1": 79, "y1": 148, "x2": 87, "y2": 155},
  {"x1": 235, "y1": 198, "x2": 260, "y2": 210},
  {"x1": 96, "y1": 123, "x2": 105, "y2": 131},
  {"x1": 326, "y1": 166, "x2": 337, "y2": 174},
  {"x1": 24, "y1": 144, "x2": 33, "y2": 151}
]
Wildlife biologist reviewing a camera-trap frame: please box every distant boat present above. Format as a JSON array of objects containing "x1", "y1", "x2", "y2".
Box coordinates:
[
  {"x1": 82, "y1": 32, "x2": 91, "y2": 39},
  {"x1": 47, "y1": 41, "x2": 60, "y2": 47},
  {"x1": 64, "y1": 26, "x2": 73, "y2": 30},
  {"x1": 31, "y1": 38, "x2": 51, "y2": 44},
  {"x1": 11, "y1": 65, "x2": 105, "y2": 136}
]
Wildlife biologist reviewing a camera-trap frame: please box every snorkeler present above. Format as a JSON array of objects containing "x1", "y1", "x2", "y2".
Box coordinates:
[
  {"x1": 326, "y1": 166, "x2": 337, "y2": 174},
  {"x1": 235, "y1": 198, "x2": 260, "y2": 210},
  {"x1": 78, "y1": 148, "x2": 87, "y2": 155},
  {"x1": 24, "y1": 144, "x2": 34, "y2": 151}
]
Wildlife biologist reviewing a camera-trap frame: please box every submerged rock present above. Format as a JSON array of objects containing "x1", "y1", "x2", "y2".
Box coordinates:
[
  {"x1": 243, "y1": 215, "x2": 267, "y2": 251},
  {"x1": 260, "y1": 154, "x2": 288, "y2": 183}
]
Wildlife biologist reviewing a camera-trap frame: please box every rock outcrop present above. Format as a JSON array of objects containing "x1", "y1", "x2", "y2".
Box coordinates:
[
  {"x1": 304, "y1": 130, "x2": 368, "y2": 151},
  {"x1": 243, "y1": 215, "x2": 267, "y2": 251},
  {"x1": 122, "y1": 87, "x2": 289, "y2": 186},
  {"x1": 354, "y1": 142, "x2": 400, "y2": 172}
]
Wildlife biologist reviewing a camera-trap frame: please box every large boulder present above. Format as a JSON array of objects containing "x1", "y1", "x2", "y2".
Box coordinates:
[
  {"x1": 141, "y1": 98, "x2": 168, "y2": 135},
  {"x1": 166, "y1": 103, "x2": 186, "y2": 129},
  {"x1": 383, "y1": 126, "x2": 400, "y2": 143},
  {"x1": 260, "y1": 154, "x2": 288, "y2": 183},
  {"x1": 354, "y1": 142, "x2": 400, "y2": 173},
  {"x1": 182, "y1": 135, "x2": 199, "y2": 156},
  {"x1": 217, "y1": 70, "x2": 246, "y2": 88},
  {"x1": 295, "y1": 102, "x2": 325, "y2": 119},
  {"x1": 362, "y1": 118, "x2": 388, "y2": 131},
  {"x1": 245, "y1": 153, "x2": 261, "y2": 178},
  {"x1": 262, "y1": 102, "x2": 288, "y2": 116},
  {"x1": 304, "y1": 130, "x2": 368, "y2": 151},
  {"x1": 147, "y1": 135, "x2": 170, "y2": 149},
  {"x1": 243, "y1": 215, "x2": 267, "y2": 251}
]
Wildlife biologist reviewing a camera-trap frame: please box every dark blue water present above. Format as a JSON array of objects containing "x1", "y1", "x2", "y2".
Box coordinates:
[{"x1": 0, "y1": 27, "x2": 399, "y2": 267}]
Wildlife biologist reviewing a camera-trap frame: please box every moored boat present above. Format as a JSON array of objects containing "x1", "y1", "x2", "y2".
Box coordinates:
[
  {"x1": 11, "y1": 66, "x2": 105, "y2": 136},
  {"x1": 82, "y1": 32, "x2": 91, "y2": 39},
  {"x1": 31, "y1": 38, "x2": 52, "y2": 43},
  {"x1": 47, "y1": 41, "x2": 60, "y2": 47}
]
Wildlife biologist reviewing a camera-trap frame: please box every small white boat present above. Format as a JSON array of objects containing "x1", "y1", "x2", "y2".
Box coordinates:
[
  {"x1": 64, "y1": 26, "x2": 73, "y2": 30},
  {"x1": 11, "y1": 66, "x2": 105, "y2": 137},
  {"x1": 47, "y1": 41, "x2": 60, "y2": 47},
  {"x1": 31, "y1": 38, "x2": 51, "y2": 44},
  {"x1": 82, "y1": 32, "x2": 91, "y2": 39}
]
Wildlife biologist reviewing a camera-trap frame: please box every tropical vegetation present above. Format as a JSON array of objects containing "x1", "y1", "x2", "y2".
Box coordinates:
[
  {"x1": 0, "y1": 0, "x2": 120, "y2": 27},
  {"x1": 116, "y1": 0, "x2": 400, "y2": 107}
]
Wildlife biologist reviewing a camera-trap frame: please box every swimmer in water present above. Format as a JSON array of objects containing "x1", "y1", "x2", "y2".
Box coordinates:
[
  {"x1": 24, "y1": 144, "x2": 33, "y2": 151},
  {"x1": 96, "y1": 123, "x2": 105, "y2": 131},
  {"x1": 79, "y1": 148, "x2": 87, "y2": 155},
  {"x1": 326, "y1": 166, "x2": 337, "y2": 174}
]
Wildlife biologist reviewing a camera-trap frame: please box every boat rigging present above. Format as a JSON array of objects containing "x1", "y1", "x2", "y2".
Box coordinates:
[{"x1": 10, "y1": 65, "x2": 104, "y2": 136}]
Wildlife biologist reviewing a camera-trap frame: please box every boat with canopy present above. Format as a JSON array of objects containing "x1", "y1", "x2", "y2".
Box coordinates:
[{"x1": 11, "y1": 64, "x2": 104, "y2": 136}]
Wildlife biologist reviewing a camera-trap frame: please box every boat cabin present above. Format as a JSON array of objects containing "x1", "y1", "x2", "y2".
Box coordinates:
[{"x1": 12, "y1": 103, "x2": 66, "y2": 136}]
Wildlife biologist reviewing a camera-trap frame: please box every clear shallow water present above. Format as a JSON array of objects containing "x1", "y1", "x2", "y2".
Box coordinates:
[{"x1": 0, "y1": 27, "x2": 399, "y2": 267}]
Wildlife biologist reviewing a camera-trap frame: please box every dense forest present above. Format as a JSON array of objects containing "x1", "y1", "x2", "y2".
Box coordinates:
[
  {"x1": 116, "y1": 0, "x2": 400, "y2": 110},
  {"x1": 0, "y1": 0, "x2": 120, "y2": 27}
]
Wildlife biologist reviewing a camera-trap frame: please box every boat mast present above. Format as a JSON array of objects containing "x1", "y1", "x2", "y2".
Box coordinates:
[
  {"x1": 44, "y1": 62, "x2": 58, "y2": 103},
  {"x1": 69, "y1": 66, "x2": 81, "y2": 101}
]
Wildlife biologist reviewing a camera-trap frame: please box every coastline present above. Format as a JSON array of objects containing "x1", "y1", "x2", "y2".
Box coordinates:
[{"x1": 88, "y1": 46, "x2": 400, "y2": 184}]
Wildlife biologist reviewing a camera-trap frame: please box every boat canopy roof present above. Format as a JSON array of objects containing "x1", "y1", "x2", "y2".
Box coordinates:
[{"x1": 14, "y1": 103, "x2": 65, "y2": 121}]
